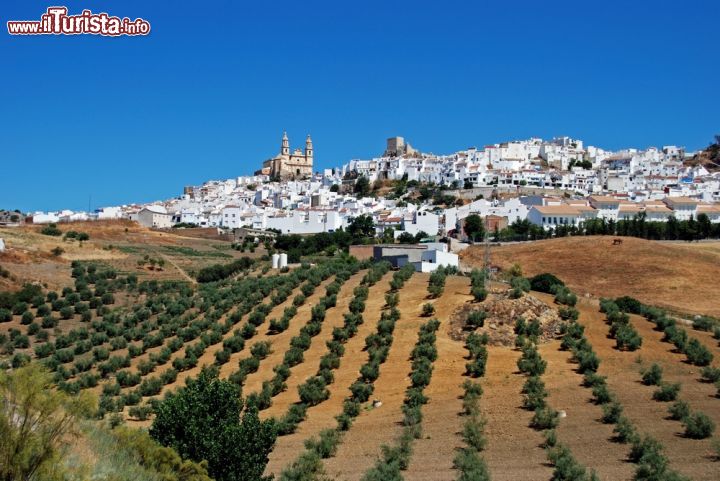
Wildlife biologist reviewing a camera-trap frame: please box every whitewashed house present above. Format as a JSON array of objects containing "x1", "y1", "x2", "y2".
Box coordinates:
[
  {"x1": 663, "y1": 197, "x2": 698, "y2": 220},
  {"x1": 137, "y1": 206, "x2": 173, "y2": 229}
]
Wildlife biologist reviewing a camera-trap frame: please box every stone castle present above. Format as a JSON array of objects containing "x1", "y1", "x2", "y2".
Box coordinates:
[{"x1": 258, "y1": 131, "x2": 313, "y2": 180}]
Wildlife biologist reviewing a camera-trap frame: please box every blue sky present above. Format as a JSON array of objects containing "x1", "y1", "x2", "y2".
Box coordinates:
[{"x1": 1, "y1": 0, "x2": 718, "y2": 212}]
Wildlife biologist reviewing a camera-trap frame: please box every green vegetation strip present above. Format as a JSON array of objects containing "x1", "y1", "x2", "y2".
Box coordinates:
[
  {"x1": 277, "y1": 264, "x2": 414, "y2": 480},
  {"x1": 560, "y1": 290, "x2": 691, "y2": 481},
  {"x1": 454, "y1": 331, "x2": 490, "y2": 480}
]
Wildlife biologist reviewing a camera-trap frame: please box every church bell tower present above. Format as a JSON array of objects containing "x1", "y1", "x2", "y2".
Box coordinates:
[
  {"x1": 305, "y1": 134, "x2": 313, "y2": 161},
  {"x1": 281, "y1": 131, "x2": 290, "y2": 156}
]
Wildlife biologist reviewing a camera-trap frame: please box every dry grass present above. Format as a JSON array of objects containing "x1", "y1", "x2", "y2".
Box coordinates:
[
  {"x1": 461, "y1": 236, "x2": 720, "y2": 317},
  {"x1": 0, "y1": 220, "x2": 263, "y2": 289}
]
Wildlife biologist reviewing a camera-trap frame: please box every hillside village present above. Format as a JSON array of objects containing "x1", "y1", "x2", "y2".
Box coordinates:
[{"x1": 16, "y1": 133, "x2": 720, "y2": 239}]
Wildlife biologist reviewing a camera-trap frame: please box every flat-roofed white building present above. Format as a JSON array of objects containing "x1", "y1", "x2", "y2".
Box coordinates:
[
  {"x1": 588, "y1": 196, "x2": 621, "y2": 221},
  {"x1": 528, "y1": 205, "x2": 584, "y2": 230},
  {"x1": 662, "y1": 196, "x2": 698, "y2": 221}
]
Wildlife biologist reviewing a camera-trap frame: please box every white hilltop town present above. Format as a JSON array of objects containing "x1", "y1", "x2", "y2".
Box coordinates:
[{"x1": 16, "y1": 132, "x2": 720, "y2": 268}]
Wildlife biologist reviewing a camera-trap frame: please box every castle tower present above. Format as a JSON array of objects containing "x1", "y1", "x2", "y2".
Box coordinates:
[
  {"x1": 281, "y1": 131, "x2": 290, "y2": 156},
  {"x1": 305, "y1": 135, "x2": 313, "y2": 161}
]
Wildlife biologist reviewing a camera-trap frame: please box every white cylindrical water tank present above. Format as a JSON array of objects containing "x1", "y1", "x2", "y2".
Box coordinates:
[
  {"x1": 279, "y1": 253, "x2": 288, "y2": 268},
  {"x1": 271, "y1": 253, "x2": 280, "y2": 269}
]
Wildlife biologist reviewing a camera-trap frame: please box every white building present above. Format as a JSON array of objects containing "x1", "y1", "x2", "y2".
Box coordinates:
[
  {"x1": 137, "y1": 206, "x2": 173, "y2": 229},
  {"x1": 662, "y1": 197, "x2": 698, "y2": 221}
]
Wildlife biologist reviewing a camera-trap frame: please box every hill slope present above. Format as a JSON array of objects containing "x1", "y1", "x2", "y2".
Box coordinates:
[{"x1": 461, "y1": 236, "x2": 720, "y2": 316}]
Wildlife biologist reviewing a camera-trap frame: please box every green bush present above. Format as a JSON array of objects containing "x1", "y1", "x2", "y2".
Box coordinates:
[
  {"x1": 462, "y1": 417, "x2": 487, "y2": 451},
  {"x1": 531, "y1": 406, "x2": 559, "y2": 430},
  {"x1": 700, "y1": 366, "x2": 720, "y2": 383},
  {"x1": 614, "y1": 323, "x2": 642, "y2": 351},
  {"x1": 546, "y1": 444, "x2": 593, "y2": 481},
  {"x1": 614, "y1": 296, "x2": 643, "y2": 314},
  {"x1": 692, "y1": 316, "x2": 715, "y2": 332},
  {"x1": 652, "y1": 382, "x2": 680, "y2": 402},
  {"x1": 522, "y1": 376, "x2": 547, "y2": 411},
  {"x1": 592, "y1": 383, "x2": 613, "y2": 405},
  {"x1": 667, "y1": 400, "x2": 690, "y2": 421},
  {"x1": 683, "y1": 411, "x2": 715, "y2": 439},
  {"x1": 298, "y1": 376, "x2": 329, "y2": 406},
  {"x1": 641, "y1": 363, "x2": 663, "y2": 386},
  {"x1": 684, "y1": 339, "x2": 713, "y2": 366},
  {"x1": 350, "y1": 380, "x2": 374, "y2": 403},
  {"x1": 517, "y1": 346, "x2": 546, "y2": 376},
  {"x1": 529, "y1": 273, "x2": 564, "y2": 293},
  {"x1": 554, "y1": 286, "x2": 577, "y2": 306},
  {"x1": 466, "y1": 311, "x2": 486, "y2": 330},
  {"x1": 601, "y1": 400, "x2": 623, "y2": 424},
  {"x1": 421, "y1": 303, "x2": 435, "y2": 317},
  {"x1": 453, "y1": 448, "x2": 490, "y2": 481},
  {"x1": 613, "y1": 416, "x2": 638, "y2": 444},
  {"x1": 471, "y1": 285, "x2": 488, "y2": 303}
]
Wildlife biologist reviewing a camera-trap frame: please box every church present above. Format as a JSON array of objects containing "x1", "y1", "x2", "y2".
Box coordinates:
[{"x1": 258, "y1": 132, "x2": 313, "y2": 180}]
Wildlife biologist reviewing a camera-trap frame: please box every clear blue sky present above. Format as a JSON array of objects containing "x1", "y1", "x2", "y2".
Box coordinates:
[{"x1": 2, "y1": 0, "x2": 718, "y2": 212}]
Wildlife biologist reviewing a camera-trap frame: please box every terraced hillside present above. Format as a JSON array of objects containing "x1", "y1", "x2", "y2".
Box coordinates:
[{"x1": 1, "y1": 256, "x2": 719, "y2": 481}]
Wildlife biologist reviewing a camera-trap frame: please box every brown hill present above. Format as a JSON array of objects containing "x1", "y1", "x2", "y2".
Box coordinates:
[
  {"x1": 684, "y1": 136, "x2": 720, "y2": 172},
  {"x1": 461, "y1": 236, "x2": 720, "y2": 317}
]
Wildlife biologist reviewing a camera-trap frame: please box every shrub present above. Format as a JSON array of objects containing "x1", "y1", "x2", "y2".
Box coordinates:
[
  {"x1": 283, "y1": 347, "x2": 304, "y2": 367},
  {"x1": 250, "y1": 341, "x2": 271, "y2": 359},
  {"x1": 546, "y1": 444, "x2": 592, "y2": 481},
  {"x1": 531, "y1": 406, "x2": 559, "y2": 430},
  {"x1": 304, "y1": 428, "x2": 341, "y2": 458},
  {"x1": 466, "y1": 311, "x2": 486, "y2": 330},
  {"x1": 453, "y1": 448, "x2": 490, "y2": 481},
  {"x1": 517, "y1": 347, "x2": 546, "y2": 376},
  {"x1": 641, "y1": 363, "x2": 663, "y2": 386},
  {"x1": 692, "y1": 316, "x2": 715, "y2": 332},
  {"x1": 349, "y1": 380, "x2": 373, "y2": 403},
  {"x1": 614, "y1": 296, "x2": 643, "y2": 314},
  {"x1": 601, "y1": 400, "x2": 623, "y2": 424},
  {"x1": 615, "y1": 324, "x2": 642, "y2": 351},
  {"x1": 522, "y1": 376, "x2": 547, "y2": 411},
  {"x1": 558, "y1": 306, "x2": 579, "y2": 321},
  {"x1": 684, "y1": 338, "x2": 713, "y2": 366},
  {"x1": 592, "y1": 383, "x2": 613, "y2": 405},
  {"x1": 465, "y1": 357, "x2": 486, "y2": 378},
  {"x1": 160, "y1": 368, "x2": 178, "y2": 385},
  {"x1": 462, "y1": 417, "x2": 487, "y2": 451},
  {"x1": 613, "y1": 416, "x2": 638, "y2": 444},
  {"x1": 683, "y1": 411, "x2": 715, "y2": 439},
  {"x1": 554, "y1": 286, "x2": 577, "y2": 306},
  {"x1": 128, "y1": 405, "x2": 152, "y2": 421},
  {"x1": 700, "y1": 366, "x2": 720, "y2": 383},
  {"x1": 652, "y1": 383, "x2": 680, "y2": 402},
  {"x1": 298, "y1": 376, "x2": 329, "y2": 406},
  {"x1": 276, "y1": 404, "x2": 307, "y2": 435},
  {"x1": 667, "y1": 400, "x2": 690, "y2": 421},
  {"x1": 628, "y1": 435, "x2": 664, "y2": 464},
  {"x1": 240, "y1": 323, "x2": 256, "y2": 339},
  {"x1": 215, "y1": 348, "x2": 231, "y2": 365},
  {"x1": 471, "y1": 286, "x2": 488, "y2": 303},
  {"x1": 421, "y1": 303, "x2": 435, "y2": 317},
  {"x1": 529, "y1": 273, "x2": 564, "y2": 294},
  {"x1": 20, "y1": 311, "x2": 34, "y2": 325},
  {"x1": 576, "y1": 350, "x2": 600, "y2": 374}
]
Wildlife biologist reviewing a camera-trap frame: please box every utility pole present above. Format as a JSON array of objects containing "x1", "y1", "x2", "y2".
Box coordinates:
[{"x1": 483, "y1": 215, "x2": 491, "y2": 283}]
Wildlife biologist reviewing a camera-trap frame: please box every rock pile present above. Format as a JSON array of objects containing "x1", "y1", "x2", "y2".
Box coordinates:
[{"x1": 450, "y1": 286, "x2": 564, "y2": 346}]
